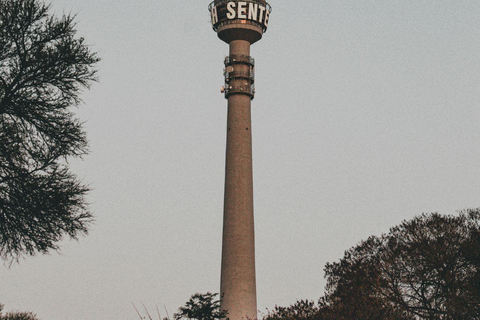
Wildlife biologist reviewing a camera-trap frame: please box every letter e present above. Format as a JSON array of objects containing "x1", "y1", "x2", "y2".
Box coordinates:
[
  {"x1": 238, "y1": 2, "x2": 247, "y2": 19},
  {"x1": 264, "y1": 8, "x2": 270, "y2": 27}
]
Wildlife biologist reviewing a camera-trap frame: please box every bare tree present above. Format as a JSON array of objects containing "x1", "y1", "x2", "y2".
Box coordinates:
[{"x1": 0, "y1": 0, "x2": 98, "y2": 263}]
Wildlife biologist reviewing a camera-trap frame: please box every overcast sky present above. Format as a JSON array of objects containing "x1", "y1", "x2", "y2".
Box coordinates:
[{"x1": 1, "y1": 1, "x2": 480, "y2": 319}]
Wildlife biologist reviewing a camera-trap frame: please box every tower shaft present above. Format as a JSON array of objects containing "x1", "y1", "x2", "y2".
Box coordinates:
[
  {"x1": 220, "y1": 40, "x2": 257, "y2": 320},
  {"x1": 209, "y1": 2, "x2": 271, "y2": 319}
]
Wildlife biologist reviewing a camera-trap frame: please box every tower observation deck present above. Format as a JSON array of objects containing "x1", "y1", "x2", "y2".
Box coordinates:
[{"x1": 209, "y1": 1, "x2": 271, "y2": 320}]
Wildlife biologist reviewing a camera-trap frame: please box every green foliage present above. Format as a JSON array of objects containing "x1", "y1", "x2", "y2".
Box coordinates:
[
  {"x1": 173, "y1": 293, "x2": 227, "y2": 320},
  {"x1": 322, "y1": 209, "x2": 480, "y2": 320},
  {"x1": 0, "y1": 0, "x2": 98, "y2": 263}
]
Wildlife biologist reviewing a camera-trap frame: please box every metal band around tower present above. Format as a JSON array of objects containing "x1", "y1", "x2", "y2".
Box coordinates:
[{"x1": 224, "y1": 54, "x2": 255, "y2": 99}]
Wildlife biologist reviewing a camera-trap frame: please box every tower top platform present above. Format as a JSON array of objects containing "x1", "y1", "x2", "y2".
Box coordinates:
[{"x1": 209, "y1": 0, "x2": 272, "y2": 44}]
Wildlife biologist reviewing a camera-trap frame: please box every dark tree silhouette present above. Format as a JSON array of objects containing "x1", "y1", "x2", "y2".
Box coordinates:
[
  {"x1": 174, "y1": 293, "x2": 227, "y2": 320},
  {"x1": 0, "y1": 0, "x2": 98, "y2": 262},
  {"x1": 320, "y1": 235, "x2": 414, "y2": 320},
  {"x1": 322, "y1": 209, "x2": 480, "y2": 320},
  {"x1": 262, "y1": 299, "x2": 328, "y2": 320},
  {"x1": 0, "y1": 304, "x2": 38, "y2": 320}
]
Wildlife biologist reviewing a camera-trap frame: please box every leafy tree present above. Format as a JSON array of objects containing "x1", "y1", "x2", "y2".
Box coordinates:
[
  {"x1": 0, "y1": 0, "x2": 98, "y2": 262},
  {"x1": 322, "y1": 209, "x2": 480, "y2": 320},
  {"x1": 174, "y1": 293, "x2": 227, "y2": 320},
  {"x1": 321, "y1": 235, "x2": 414, "y2": 320}
]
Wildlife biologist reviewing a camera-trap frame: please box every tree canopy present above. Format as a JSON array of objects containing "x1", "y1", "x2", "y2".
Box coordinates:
[
  {"x1": 174, "y1": 293, "x2": 227, "y2": 320},
  {"x1": 322, "y1": 209, "x2": 480, "y2": 320},
  {"x1": 263, "y1": 210, "x2": 480, "y2": 320},
  {"x1": 262, "y1": 300, "x2": 327, "y2": 320},
  {"x1": 0, "y1": 0, "x2": 98, "y2": 262},
  {"x1": 0, "y1": 304, "x2": 38, "y2": 320}
]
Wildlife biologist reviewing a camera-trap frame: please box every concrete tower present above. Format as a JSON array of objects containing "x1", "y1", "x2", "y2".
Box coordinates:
[{"x1": 208, "y1": 1, "x2": 271, "y2": 320}]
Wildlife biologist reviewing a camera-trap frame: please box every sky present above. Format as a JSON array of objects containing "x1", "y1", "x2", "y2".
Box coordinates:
[{"x1": 1, "y1": 0, "x2": 480, "y2": 319}]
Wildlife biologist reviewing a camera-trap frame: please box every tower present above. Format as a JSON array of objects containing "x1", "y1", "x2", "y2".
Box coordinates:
[{"x1": 208, "y1": 1, "x2": 271, "y2": 319}]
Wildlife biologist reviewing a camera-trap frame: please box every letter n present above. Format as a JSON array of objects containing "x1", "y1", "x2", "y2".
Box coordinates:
[{"x1": 248, "y1": 3, "x2": 258, "y2": 21}]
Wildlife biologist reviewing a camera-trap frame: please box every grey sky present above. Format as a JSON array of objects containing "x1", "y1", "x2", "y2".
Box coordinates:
[{"x1": 1, "y1": 1, "x2": 480, "y2": 319}]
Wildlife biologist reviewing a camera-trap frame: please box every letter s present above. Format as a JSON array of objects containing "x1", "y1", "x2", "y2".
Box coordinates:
[{"x1": 227, "y1": 2, "x2": 236, "y2": 19}]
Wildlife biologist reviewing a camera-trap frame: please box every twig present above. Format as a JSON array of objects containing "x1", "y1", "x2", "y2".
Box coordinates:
[{"x1": 132, "y1": 302, "x2": 143, "y2": 320}]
